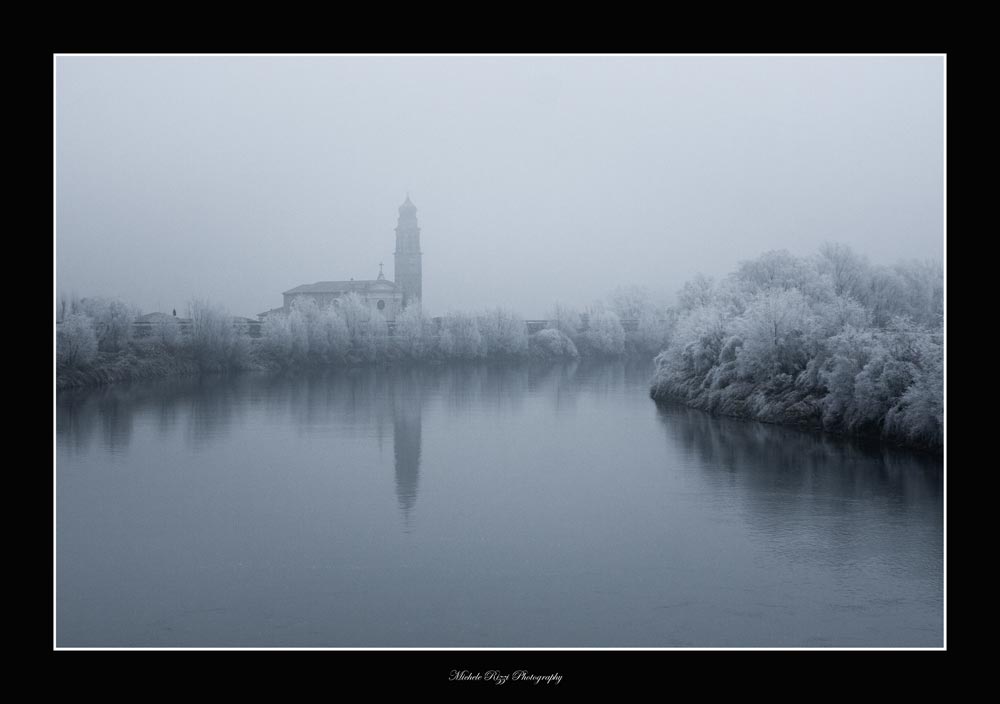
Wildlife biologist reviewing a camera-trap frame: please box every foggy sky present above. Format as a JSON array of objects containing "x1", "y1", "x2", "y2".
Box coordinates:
[{"x1": 56, "y1": 55, "x2": 944, "y2": 319}]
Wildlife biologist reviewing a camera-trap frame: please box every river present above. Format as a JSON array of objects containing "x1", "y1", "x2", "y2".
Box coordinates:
[{"x1": 55, "y1": 360, "x2": 943, "y2": 647}]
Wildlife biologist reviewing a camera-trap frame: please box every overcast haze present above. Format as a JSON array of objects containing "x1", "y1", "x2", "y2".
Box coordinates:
[{"x1": 56, "y1": 55, "x2": 944, "y2": 319}]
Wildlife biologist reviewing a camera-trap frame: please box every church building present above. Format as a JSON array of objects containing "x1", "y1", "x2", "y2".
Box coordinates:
[{"x1": 269, "y1": 196, "x2": 423, "y2": 322}]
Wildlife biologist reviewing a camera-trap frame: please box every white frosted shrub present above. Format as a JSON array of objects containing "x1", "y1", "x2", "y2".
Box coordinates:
[
  {"x1": 478, "y1": 308, "x2": 528, "y2": 358},
  {"x1": 155, "y1": 319, "x2": 183, "y2": 350},
  {"x1": 57, "y1": 313, "x2": 98, "y2": 368},
  {"x1": 319, "y1": 307, "x2": 351, "y2": 362},
  {"x1": 545, "y1": 303, "x2": 582, "y2": 339},
  {"x1": 734, "y1": 289, "x2": 815, "y2": 382},
  {"x1": 80, "y1": 297, "x2": 138, "y2": 352},
  {"x1": 529, "y1": 328, "x2": 579, "y2": 359},
  {"x1": 394, "y1": 304, "x2": 431, "y2": 359},
  {"x1": 580, "y1": 306, "x2": 625, "y2": 357},
  {"x1": 439, "y1": 312, "x2": 483, "y2": 359},
  {"x1": 189, "y1": 299, "x2": 248, "y2": 369}
]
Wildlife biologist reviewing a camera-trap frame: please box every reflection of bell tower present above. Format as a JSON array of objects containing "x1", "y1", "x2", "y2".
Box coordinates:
[
  {"x1": 394, "y1": 194, "x2": 422, "y2": 307},
  {"x1": 392, "y1": 384, "x2": 422, "y2": 526}
]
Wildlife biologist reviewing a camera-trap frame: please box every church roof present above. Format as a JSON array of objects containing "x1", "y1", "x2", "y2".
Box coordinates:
[{"x1": 283, "y1": 279, "x2": 399, "y2": 295}]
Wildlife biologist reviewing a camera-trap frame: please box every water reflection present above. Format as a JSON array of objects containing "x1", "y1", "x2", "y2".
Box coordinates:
[
  {"x1": 392, "y1": 375, "x2": 421, "y2": 526},
  {"x1": 57, "y1": 364, "x2": 941, "y2": 528},
  {"x1": 654, "y1": 399, "x2": 943, "y2": 582},
  {"x1": 655, "y1": 399, "x2": 942, "y2": 506},
  {"x1": 57, "y1": 360, "x2": 943, "y2": 647},
  {"x1": 57, "y1": 363, "x2": 586, "y2": 524}
]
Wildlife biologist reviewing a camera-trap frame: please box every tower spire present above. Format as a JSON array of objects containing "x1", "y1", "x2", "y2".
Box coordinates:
[{"x1": 394, "y1": 195, "x2": 422, "y2": 307}]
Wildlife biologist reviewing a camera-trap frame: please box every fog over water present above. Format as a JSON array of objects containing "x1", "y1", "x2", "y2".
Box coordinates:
[{"x1": 56, "y1": 55, "x2": 943, "y2": 318}]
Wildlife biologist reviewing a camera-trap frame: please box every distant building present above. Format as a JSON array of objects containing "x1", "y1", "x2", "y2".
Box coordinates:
[
  {"x1": 394, "y1": 194, "x2": 423, "y2": 307},
  {"x1": 264, "y1": 196, "x2": 424, "y2": 322},
  {"x1": 282, "y1": 266, "x2": 404, "y2": 320}
]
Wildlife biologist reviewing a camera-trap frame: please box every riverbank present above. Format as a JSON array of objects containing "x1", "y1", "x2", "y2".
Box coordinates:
[
  {"x1": 56, "y1": 334, "x2": 621, "y2": 393},
  {"x1": 646, "y1": 247, "x2": 943, "y2": 457},
  {"x1": 56, "y1": 344, "x2": 213, "y2": 391},
  {"x1": 649, "y1": 377, "x2": 943, "y2": 456}
]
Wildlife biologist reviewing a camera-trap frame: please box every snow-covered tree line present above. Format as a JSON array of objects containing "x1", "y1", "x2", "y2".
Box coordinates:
[
  {"x1": 57, "y1": 284, "x2": 675, "y2": 389},
  {"x1": 258, "y1": 291, "x2": 676, "y2": 365},
  {"x1": 56, "y1": 296, "x2": 139, "y2": 369},
  {"x1": 649, "y1": 245, "x2": 943, "y2": 451},
  {"x1": 259, "y1": 294, "x2": 552, "y2": 364},
  {"x1": 542, "y1": 290, "x2": 675, "y2": 359},
  {"x1": 57, "y1": 285, "x2": 679, "y2": 378},
  {"x1": 56, "y1": 295, "x2": 251, "y2": 372}
]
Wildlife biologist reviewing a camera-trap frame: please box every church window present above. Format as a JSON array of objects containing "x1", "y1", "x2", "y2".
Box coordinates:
[{"x1": 377, "y1": 299, "x2": 386, "y2": 310}]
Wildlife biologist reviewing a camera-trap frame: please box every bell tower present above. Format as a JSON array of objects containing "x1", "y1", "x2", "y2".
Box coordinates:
[{"x1": 394, "y1": 194, "x2": 422, "y2": 307}]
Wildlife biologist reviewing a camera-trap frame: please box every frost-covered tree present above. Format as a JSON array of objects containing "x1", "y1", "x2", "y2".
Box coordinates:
[
  {"x1": 261, "y1": 311, "x2": 295, "y2": 362},
  {"x1": 285, "y1": 307, "x2": 310, "y2": 363},
  {"x1": 529, "y1": 328, "x2": 579, "y2": 359},
  {"x1": 394, "y1": 303, "x2": 432, "y2": 359},
  {"x1": 578, "y1": 305, "x2": 625, "y2": 357},
  {"x1": 57, "y1": 313, "x2": 98, "y2": 368},
  {"x1": 816, "y1": 242, "x2": 870, "y2": 300},
  {"x1": 608, "y1": 285, "x2": 658, "y2": 321},
  {"x1": 735, "y1": 289, "x2": 815, "y2": 382},
  {"x1": 318, "y1": 306, "x2": 351, "y2": 363},
  {"x1": 656, "y1": 302, "x2": 730, "y2": 386},
  {"x1": 336, "y1": 292, "x2": 384, "y2": 362},
  {"x1": 79, "y1": 297, "x2": 139, "y2": 352},
  {"x1": 188, "y1": 299, "x2": 249, "y2": 370},
  {"x1": 154, "y1": 318, "x2": 183, "y2": 351},
  {"x1": 893, "y1": 259, "x2": 944, "y2": 326},
  {"x1": 859, "y1": 266, "x2": 907, "y2": 328},
  {"x1": 436, "y1": 324, "x2": 455, "y2": 358},
  {"x1": 651, "y1": 244, "x2": 943, "y2": 452},
  {"x1": 57, "y1": 292, "x2": 86, "y2": 323},
  {"x1": 338, "y1": 292, "x2": 368, "y2": 341},
  {"x1": 735, "y1": 249, "x2": 816, "y2": 295},
  {"x1": 632, "y1": 306, "x2": 674, "y2": 355},
  {"x1": 369, "y1": 309, "x2": 389, "y2": 360},
  {"x1": 884, "y1": 328, "x2": 943, "y2": 448},
  {"x1": 545, "y1": 302, "x2": 582, "y2": 339},
  {"x1": 438, "y1": 311, "x2": 484, "y2": 359},
  {"x1": 677, "y1": 273, "x2": 716, "y2": 312},
  {"x1": 478, "y1": 308, "x2": 528, "y2": 358},
  {"x1": 817, "y1": 326, "x2": 874, "y2": 428},
  {"x1": 290, "y1": 297, "x2": 323, "y2": 358},
  {"x1": 814, "y1": 294, "x2": 871, "y2": 336},
  {"x1": 57, "y1": 292, "x2": 68, "y2": 323}
]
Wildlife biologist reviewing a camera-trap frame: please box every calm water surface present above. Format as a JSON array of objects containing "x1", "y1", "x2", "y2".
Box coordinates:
[{"x1": 56, "y1": 361, "x2": 943, "y2": 647}]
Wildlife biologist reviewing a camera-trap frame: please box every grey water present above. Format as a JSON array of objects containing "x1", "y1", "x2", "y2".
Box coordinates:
[{"x1": 56, "y1": 360, "x2": 943, "y2": 647}]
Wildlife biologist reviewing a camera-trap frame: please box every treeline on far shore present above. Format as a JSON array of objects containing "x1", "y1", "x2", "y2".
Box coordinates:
[
  {"x1": 55, "y1": 291, "x2": 675, "y2": 390},
  {"x1": 55, "y1": 243, "x2": 944, "y2": 455},
  {"x1": 649, "y1": 244, "x2": 943, "y2": 453}
]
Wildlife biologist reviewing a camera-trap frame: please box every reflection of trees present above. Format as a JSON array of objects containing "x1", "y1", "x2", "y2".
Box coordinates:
[
  {"x1": 574, "y1": 358, "x2": 626, "y2": 395},
  {"x1": 183, "y1": 375, "x2": 255, "y2": 448},
  {"x1": 56, "y1": 360, "x2": 634, "y2": 524},
  {"x1": 56, "y1": 392, "x2": 101, "y2": 455},
  {"x1": 656, "y1": 399, "x2": 941, "y2": 507},
  {"x1": 57, "y1": 375, "x2": 254, "y2": 455},
  {"x1": 654, "y1": 399, "x2": 943, "y2": 574},
  {"x1": 55, "y1": 360, "x2": 627, "y2": 457}
]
